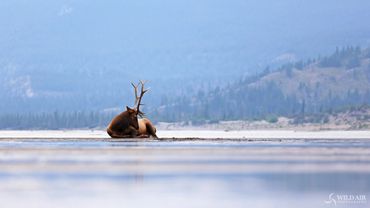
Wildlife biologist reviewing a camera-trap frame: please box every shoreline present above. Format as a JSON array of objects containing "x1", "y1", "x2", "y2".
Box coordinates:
[
  {"x1": 155, "y1": 118, "x2": 370, "y2": 131},
  {"x1": 0, "y1": 129, "x2": 370, "y2": 139}
]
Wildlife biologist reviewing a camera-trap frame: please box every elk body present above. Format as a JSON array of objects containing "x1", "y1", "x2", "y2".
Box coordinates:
[
  {"x1": 106, "y1": 106, "x2": 139, "y2": 138},
  {"x1": 138, "y1": 118, "x2": 158, "y2": 138},
  {"x1": 106, "y1": 81, "x2": 158, "y2": 138}
]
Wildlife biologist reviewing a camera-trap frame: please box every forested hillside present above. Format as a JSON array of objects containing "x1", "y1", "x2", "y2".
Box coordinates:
[
  {"x1": 150, "y1": 46, "x2": 370, "y2": 123},
  {"x1": 1, "y1": 46, "x2": 370, "y2": 129}
]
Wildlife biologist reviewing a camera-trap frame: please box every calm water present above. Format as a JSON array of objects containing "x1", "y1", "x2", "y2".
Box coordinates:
[{"x1": 0, "y1": 137, "x2": 369, "y2": 208}]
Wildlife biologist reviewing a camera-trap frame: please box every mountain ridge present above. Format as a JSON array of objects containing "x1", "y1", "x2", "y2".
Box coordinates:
[{"x1": 151, "y1": 46, "x2": 370, "y2": 122}]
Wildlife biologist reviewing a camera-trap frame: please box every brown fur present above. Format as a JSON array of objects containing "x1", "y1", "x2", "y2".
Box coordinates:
[
  {"x1": 106, "y1": 107, "x2": 139, "y2": 138},
  {"x1": 137, "y1": 118, "x2": 158, "y2": 138}
]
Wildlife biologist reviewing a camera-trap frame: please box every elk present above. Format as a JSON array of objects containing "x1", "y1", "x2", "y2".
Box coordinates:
[
  {"x1": 138, "y1": 117, "x2": 158, "y2": 138},
  {"x1": 106, "y1": 81, "x2": 158, "y2": 138}
]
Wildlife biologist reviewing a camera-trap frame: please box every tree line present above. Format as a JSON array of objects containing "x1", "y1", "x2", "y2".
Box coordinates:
[{"x1": 0, "y1": 111, "x2": 114, "y2": 129}]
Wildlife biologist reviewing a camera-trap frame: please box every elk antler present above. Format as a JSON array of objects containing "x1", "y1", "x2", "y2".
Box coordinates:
[{"x1": 131, "y1": 80, "x2": 148, "y2": 117}]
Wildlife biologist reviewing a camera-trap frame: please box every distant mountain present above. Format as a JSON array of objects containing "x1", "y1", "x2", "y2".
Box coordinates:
[
  {"x1": 1, "y1": 46, "x2": 370, "y2": 129},
  {"x1": 1, "y1": 0, "x2": 370, "y2": 113},
  {"x1": 152, "y1": 47, "x2": 370, "y2": 122},
  {"x1": 249, "y1": 46, "x2": 370, "y2": 103}
]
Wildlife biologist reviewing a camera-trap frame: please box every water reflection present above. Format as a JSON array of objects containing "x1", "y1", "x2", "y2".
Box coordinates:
[{"x1": 0, "y1": 138, "x2": 369, "y2": 208}]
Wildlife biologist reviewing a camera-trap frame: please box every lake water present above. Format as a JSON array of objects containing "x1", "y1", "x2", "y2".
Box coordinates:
[{"x1": 0, "y1": 131, "x2": 369, "y2": 208}]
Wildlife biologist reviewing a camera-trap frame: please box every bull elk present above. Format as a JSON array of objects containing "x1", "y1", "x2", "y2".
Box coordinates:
[{"x1": 106, "y1": 81, "x2": 158, "y2": 138}]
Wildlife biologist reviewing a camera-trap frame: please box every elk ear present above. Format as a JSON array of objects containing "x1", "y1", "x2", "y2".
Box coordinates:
[{"x1": 126, "y1": 106, "x2": 132, "y2": 111}]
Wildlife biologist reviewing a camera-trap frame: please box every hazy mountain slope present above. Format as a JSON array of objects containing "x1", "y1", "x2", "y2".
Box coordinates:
[
  {"x1": 251, "y1": 66, "x2": 370, "y2": 100},
  {"x1": 250, "y1": 48, "x2": 370, "y2": 101},
  {"x1": 152, "y1": 47, "x2": 370, "y2": 122},
  {"x1": 1, "y1": 1, "x2": 370, "y2": 113},
  {"x1": 1, "y1": 47, "x2": 370, "y2": 129}
]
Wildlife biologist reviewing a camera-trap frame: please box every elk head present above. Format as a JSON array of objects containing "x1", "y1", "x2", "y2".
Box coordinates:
[{"x1": 125, "y1": 106, "x2": 139, "y2": 130}]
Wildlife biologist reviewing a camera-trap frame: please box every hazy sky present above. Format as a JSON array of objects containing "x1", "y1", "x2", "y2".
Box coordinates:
[{"x1": 1, "y1": 0, "x2": 369, "y2": 71}]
